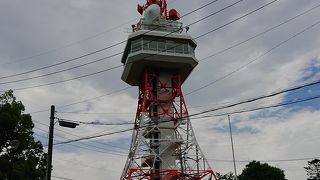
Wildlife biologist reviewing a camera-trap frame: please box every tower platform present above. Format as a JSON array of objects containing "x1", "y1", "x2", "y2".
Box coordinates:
[{"x1": 121, "y1": 20, "x2": 198, "y2": 86}]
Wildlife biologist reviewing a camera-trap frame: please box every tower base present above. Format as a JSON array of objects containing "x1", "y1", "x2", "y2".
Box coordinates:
[{"x1": 121, "y1": 70, "x2": 217, "y2": 180}]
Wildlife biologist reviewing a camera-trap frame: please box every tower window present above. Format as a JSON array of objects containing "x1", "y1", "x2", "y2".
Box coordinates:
[{"x1": 131, "y1": 39, "x2": 142, "y2": 53}]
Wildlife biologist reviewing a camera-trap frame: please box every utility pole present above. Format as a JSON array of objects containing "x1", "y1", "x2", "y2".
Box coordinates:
[
  {"x1": 228, "y1": 115, "x2": 238, "y2": 179},
  {"x1": 46, "y1": 105, "x2": 55, "y2": 180}
]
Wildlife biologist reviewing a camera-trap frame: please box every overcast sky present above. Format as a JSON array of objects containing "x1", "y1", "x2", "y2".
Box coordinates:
[{"x1": 1, "y1": 0, "x2": 320, "y2": 179}]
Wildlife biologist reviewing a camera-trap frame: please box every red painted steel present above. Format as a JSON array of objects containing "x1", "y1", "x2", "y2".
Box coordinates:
[
  {"x1": 137, "y1": 0, "x2": 179, "y2": 20},
  {"x1": 128, "y1": 70, "x2": 217, "y2": 180},
  {"x1": 127, "y1": 168, "x2": 217, "y2": 180},
  {"x1": 134, "y1": 70, "x2": 188, "y2": 128}
]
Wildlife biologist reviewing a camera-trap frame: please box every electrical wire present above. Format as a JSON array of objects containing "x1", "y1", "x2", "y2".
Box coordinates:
[
  {"x1": 0, "y1": 52, "x2": 123, "y2": 85},
  {"x1": 192, "y1": 93, "x2": 320, "y2": 118},
  {"x1": 33, "y1": 127, "x2": 127, "y2": 155},
  {"x1": 51, "y1": 79, "x2": 320, "y2": 145},
  {"x1": 53, "y1": 157, "x2": 117, "y2": 172},
  {"x1": 0, "y1": 0, "x2": 221, "y2": 80},
  {"x1": 58, "y1": 111, "x2": 135, "y2": 115},
  {"x1": 49, "y1": 79, "x2": 320, "y2": 147},
  {"x1": 0, "y1": 0, "x2": 276, "y2": 92},
  {"x1": 0, "y1": 0, "x2": 243, "y2": 88},
  {"x1": 53, "y1": 127, "x2": 133, "y2": 146},
  {"x1": 188, "y1": 78, "x2": 320, "y2": 118},
  {"x1": 207, "y1": 156, "x2": 320, "y2": 163},
  {"x1": 28, "y1": 12, "x2": 320, "y2": 118},
  {"x1": 61, "y1": 92, "x2": 317, "y2": 118},
  {"x1": 31, "y1": 69, "x2": 320, "y2": 148},
  {"x1": 0, "y1": 64, "x2": 123, "y2": 92},
  {"x1": 198, "y1": 2, "x2": 320, "y2": 62},
  {"x1": 34, "y1": 133, "x2": 125, "y2": 155},
  {"x1": 194, "y1": 0, "x2": 279, "y2": 40},
  {"x1": 57, "y1": 118, "x2": 134, "y2": 126},
  {"x1": 29, "y1": 86, "x2": 131, "y2": 114},
  {"x1": 34, "y1": 119, "x2": 128, "y2": 151},
  {"x1": 0, "y1": 16, "x2": 138, "y2": 67},
  {"x1": 51, "y1": 176, "x2": 73, "y2": 180},
  {"x1": 186, "y1": 19, "x2": 320, "y2": 95},
  {"x1": 29, "y1": 3, "x2": 320, "y2": 116},
  {"x1": 0, "y1": 0, "x2": 182, "y2": 67},
  {"x1": 26, "y1": 0, "x2": 306, "y2": 148}
]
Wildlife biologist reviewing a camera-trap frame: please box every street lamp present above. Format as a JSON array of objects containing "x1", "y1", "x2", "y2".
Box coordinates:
[
  {"x1": 45, "y1": 105, "x2": 79, "y2": 180},
  {"x1": 58, "y1": 120, "x2": 79, "y2": 128}
]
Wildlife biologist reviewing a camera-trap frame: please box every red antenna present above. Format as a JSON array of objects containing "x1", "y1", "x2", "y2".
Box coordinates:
[{"x1": 137, "y1": 0, "x2": 179, "y2": 20}]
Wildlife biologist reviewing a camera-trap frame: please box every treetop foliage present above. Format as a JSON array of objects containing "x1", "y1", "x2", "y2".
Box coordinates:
[
  {"x1": 305, "y1": 158, "x2": 320, "y2": 180},
  {"x1": 0, "y1": 90, "x2": 46, "y2": 180},
  {"x1": 238, "y1": 161, "x2": 287, "y2": 180}
]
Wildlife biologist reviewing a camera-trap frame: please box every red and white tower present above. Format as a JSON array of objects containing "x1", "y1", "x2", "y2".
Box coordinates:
[{"x1": 120, "y1": 1, "x2": 217, "y2": 179}]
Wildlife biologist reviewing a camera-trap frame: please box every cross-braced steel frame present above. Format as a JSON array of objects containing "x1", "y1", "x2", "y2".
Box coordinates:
[{"x1": 121, "y1": 69, "x2": 217, "y2": 180}]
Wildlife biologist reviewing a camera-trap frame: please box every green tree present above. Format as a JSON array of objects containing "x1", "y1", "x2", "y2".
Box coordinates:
[
  {"x1": 216, "y1": 172, "x2": 235, "y2": 180},
  {"x1": 0, "y1": 90, "x2": 47, "y2": 180},
  {"x1": 238, "y1": 161, "x2": 286, "y2": 180},
  {"x1": 304, "y1": 159, "x2": 320, "y2": 180}
]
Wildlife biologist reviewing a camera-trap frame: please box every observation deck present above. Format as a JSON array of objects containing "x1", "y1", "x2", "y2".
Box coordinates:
[{"x1": 121, "y1": 18, "x2": 198, "y2": 86}]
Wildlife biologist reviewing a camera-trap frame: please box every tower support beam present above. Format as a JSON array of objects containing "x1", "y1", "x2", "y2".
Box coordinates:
[{"x1": 121, "y1": 70, "x2": 217, "y2": 180}]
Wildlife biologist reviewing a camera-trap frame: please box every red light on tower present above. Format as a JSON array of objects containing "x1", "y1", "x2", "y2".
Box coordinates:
[{"x1": 168, "y1": 9, "x2": 180, "y2": 20}]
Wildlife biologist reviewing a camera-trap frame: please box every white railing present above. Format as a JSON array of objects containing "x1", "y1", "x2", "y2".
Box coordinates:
[{"x1": 136, "y1": 18, "x2": 183, "y2": 33}]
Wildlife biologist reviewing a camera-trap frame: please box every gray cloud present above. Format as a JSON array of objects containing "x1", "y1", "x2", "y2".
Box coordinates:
[{"x1": 1, "y1": 0, "x2": 320, "y2": 179}]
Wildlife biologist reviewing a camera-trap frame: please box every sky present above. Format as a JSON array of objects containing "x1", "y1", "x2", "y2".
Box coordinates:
[{"x1": 0, "y1": 0, "x2": 320, "y2": 179}]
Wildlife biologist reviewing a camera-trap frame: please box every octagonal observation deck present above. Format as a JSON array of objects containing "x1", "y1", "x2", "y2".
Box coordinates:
[{"x1": 121, "y1": 18, "x2": 198, "y2": 86}]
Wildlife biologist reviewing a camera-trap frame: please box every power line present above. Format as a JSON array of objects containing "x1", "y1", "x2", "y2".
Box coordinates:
[
  {"x1": 30, "y1": 3, "x2": 320, "y2": 116},
  {"x1": 57, "y1": 118, "x2": 134, "y2": 126},
  {"x1": 194, "y1": 0, "x2": 278, "y2": 39},
  {"x1": 188, "y1": 78, "x2": 320, "y2": 118},
  {"x1": 29, "y1": 86, "x2": 131, "y2": 114},
  {"x1": 34, "y1": 128, "x2": 125, "y2": 155},
  {"x1": 0, "y1": 48, "x2": 123, "y2": 81},
  {"x1": 58, "y1": 111, "x2": 134, "y2": 115},
  {"x1": 186, "y1": 18, "x2": 320, "y2": 95},
  {"x1": 54, "y1": 85, "x2": 320, "y2": 117},
  {"x1": 0, "y1": 0, "x2": 178, "y2": 67},
  {"x1": 193, "y1": 93, "x2": 320, "y2": 118},
  {"x1": 1, "y1": 0, "x2": 276, "y2": 92},
  {"x1": 198, "y1": 2, "x2": 320, "y2": 62},
  {"x1": 0, "y1": 16, "x2": 138, "y2": 67},
  {"x1": 33, "y1": 128, "x2": 127, "y2": 155},
  {"x1": 51, "y1": 78, "x2": 320, "y2": 145},
  {"x1": 52, "y1": 157, "x2": 118, "y2": 172},
  {"x1": 53, "y1": 127, "x2": 133, "y2": 146},
  {"x1": 0, "y1": 52, "x2": 123, "y2": 85},
  {"x1": 26, "y1": 1, "x2": 319, "y2": 116},
  {"x1": 51, "y1": 176, "x2": 73, "y2": 180},
  {"x1": 57, "y1": 94, "x2": 320, "y2": 123},
  {"x1": 56, "y1": 87, "x2": 131, "y2": 109},
  {"x1": 34, "y1": 119, "x2": 128, "y2": 152},
  {"x1": 0, "y1": 0, "x2": 221, "y2": 80},
  {"x1": 31, "y1": 71, "x2": 320, "y2": 148},
  {"x1": 34, "y1": 133, "x2": 123, "y2": 155},
  {"x1": 20, "y1": 0, "x2": 308, "y2": 95},
  {"x1": 207, "y1": 156, "x2": 320, "y2": 163},
  {"x1": 0, "y1": 0, "x2": 242, "y2": 88},
  {"x1": 37, "y1": 89, "x2": 320, "y2": 159},
  {"x1": 0, "y1": 64, "x2": 123, "y2": 92},
  {"x1": 26, "y1": 0, "x2": 290, "y2": 148}
]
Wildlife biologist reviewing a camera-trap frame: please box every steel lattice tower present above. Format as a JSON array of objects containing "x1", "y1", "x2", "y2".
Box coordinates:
[{"x1": 120, "y1": 1, "x2": 217, "y2": 179}]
